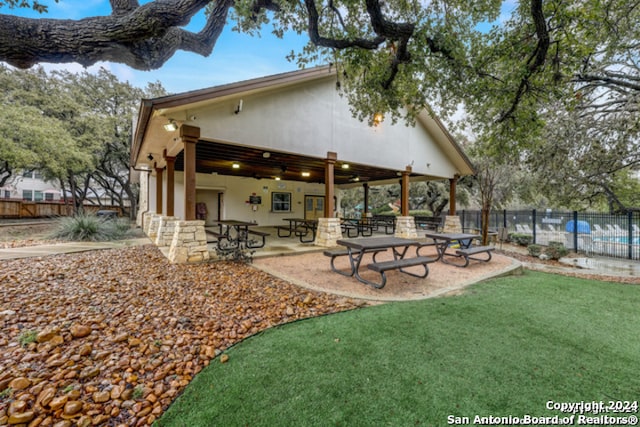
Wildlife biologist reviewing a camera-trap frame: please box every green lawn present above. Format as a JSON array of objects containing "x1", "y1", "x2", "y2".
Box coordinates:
[{"x1": 156, "y1": 271, "x2": 640, "y2": 426}]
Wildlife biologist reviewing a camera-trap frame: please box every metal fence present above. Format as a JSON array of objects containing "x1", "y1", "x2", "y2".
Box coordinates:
[{"x1": 456, "y1": 209, "x2": 640, "y2": 261}]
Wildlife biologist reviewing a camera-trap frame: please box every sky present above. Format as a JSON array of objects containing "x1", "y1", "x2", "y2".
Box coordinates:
[
  {"x1": 5, "y1": 0, "x2": 517, "y2": 95},
  {"x1": 7, "y1": 0, "x2": 310, "y2": 94}
]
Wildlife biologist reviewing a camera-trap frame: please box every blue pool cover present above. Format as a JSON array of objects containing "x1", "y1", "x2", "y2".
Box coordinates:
[{"x1": 565, "y1": 220, "x2": 591, "y2": 233}]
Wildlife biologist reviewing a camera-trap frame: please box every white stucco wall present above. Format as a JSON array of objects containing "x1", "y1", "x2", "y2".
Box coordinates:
[
  {"x1": 148, "y1": 172, "x2": 326, "y2": 226},
  {"x1": 186, "y1": 76, "x2": 459, "y2": 179}
]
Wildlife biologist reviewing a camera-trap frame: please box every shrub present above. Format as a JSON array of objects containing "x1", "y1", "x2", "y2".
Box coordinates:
[
  {"x1": 510, "y1": 233, "x2": 532, "y2": 246},
  {"x1": 215, "y1": 245, "x2": 255, "y2": 264},
  {"x1": 49, "y1": 214, "x2": 131, "y2": 242},
  {"x1": 527, "y1": 244, "x2": 543, "y2": 257},
  {"x1": 544, "y1": 241, "x2": 569, "y2": 260}
]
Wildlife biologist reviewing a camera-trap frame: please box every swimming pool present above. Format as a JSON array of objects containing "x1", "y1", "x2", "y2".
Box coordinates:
[{"x1": 594, "y1": 236, "x2": 640, "y2": 244}]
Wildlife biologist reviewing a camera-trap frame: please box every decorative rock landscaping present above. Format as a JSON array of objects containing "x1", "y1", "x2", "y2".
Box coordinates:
[{"x1": 0, "y1": 245, "x2": 363, "y2": 426}]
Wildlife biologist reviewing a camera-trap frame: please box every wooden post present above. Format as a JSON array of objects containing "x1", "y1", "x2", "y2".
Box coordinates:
[
  {"x1": 449, "y1": 174, "x2": 458, "y2": 216},
  {"x1": 401, "y1": 166, "x2": 411, "y2": 216},
  {"x1": 363, "y1": 183, "x2": 369, "y2": 217},
  {"x1": 164, "y1": 150, "x2": 176, "y2": 217},
  {"x1": 154, "y1": 164, "x2": 163, "y2": 215},
  {"x1": 324, "y1": 152, "x2": 337, "y2": 217},
  {"x1": 180, "y1": 125, "x2": 200, "y2": 221}
]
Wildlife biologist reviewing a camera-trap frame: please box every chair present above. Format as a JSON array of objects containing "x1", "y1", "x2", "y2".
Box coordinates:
[{"x1": 515, "y1": 224, "x2": 526, "y2": 233}]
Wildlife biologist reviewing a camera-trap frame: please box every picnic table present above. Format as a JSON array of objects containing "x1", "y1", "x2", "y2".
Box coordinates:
[
  {"x1": 276, "y1": 218, "x2": 317, "y2": 243},
  {"x1": 424, "y1": 232, "x2": 494, "y2": 267},
  {"x1": 341, "y1": 218, "x2": 374, "y2": 237},
  {"x1": 207, "y1": 220, "x2": 269, "y2": 250},
  {"x1": 328, "y1": 237, "x2": 436, "y2": 288}
]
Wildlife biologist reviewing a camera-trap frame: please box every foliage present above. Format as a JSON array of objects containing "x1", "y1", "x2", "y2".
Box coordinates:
[
  {"x1": 0, "y1": 65, "x2": 165, "y2": 218},
  {"x1": 0, "y1": 387, "x2": 12, "y2": 400},
  {"x1": 527, "y1": 244, "x2": 542, "y2": 258},
  {"x1": 49, "y1": 214, "x2": 131, "y2": 242},
  {"x1": 157, "y1": 271, "x2": 640, "y2": 426},
  {"x1": 510, "y1": 233, "x2": 532, "y2": 246},
  {"x1": 215, "y1": 245, "x2": 255, "y2": 264},
  {"x1": 18, "y1": 329, "x2": 37, "y2": 347},
  {"x1": 544, "y1": 241, "x2": 569, "y2": 260}
]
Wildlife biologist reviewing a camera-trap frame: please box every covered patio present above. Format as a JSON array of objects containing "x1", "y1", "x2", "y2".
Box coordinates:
[{"x1": 131, "y1": 65, "x2": 475, "y2": 263}]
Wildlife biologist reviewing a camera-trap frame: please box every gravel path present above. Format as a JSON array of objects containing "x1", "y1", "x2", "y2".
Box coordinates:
[{"x1": 0, "y1": 245, "x2": 364, "y2": 426}]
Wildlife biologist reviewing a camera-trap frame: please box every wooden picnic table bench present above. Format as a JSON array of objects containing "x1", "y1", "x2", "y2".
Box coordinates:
[
  {"x1": 246, "y1": 229, "x2": 270, "y2": 248},
  {"x1": 454, "y1": 245, "x2": 494, "y2": 267},
  {"x1": 334, "y1": 237, "x2": 433, "y2": 289},
  {"x1": 323, "y1": 247, "x2": 387, "y2": 277},
  {"x1": 367, "y1": 256, "x2": 436, "y2": 289}
]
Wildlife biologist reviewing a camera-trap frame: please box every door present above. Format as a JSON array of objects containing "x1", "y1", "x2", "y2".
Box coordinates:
[{"x1": 304, "y1": 195, "x2": 325, "y2": 220}]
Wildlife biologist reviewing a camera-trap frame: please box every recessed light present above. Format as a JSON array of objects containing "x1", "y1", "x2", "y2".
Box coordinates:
[
  {"x1": 342, "y1": 164, "x2": 350, "y2": 169},
  {"x1": 263, "y1": 152, "x2": 271, "y2": 159},
  {"x1": 232, "y1": 163, "x2": 240, "y2": 169},
  {"x1": 275, "y1": 177, "x2": 281, "y2": 181},
  {"x1": 301, "y1": 172, "x2": 310, "y2": 177}
]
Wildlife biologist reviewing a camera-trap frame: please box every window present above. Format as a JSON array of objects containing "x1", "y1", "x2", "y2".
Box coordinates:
[
  {"x1": 22, "y1": 170, "x2": 33, "y2": 178},
  {"x1": 22, "y1": 190, "x2": 33, "y2": 201},
  {"x1": 45, "y1": 193, "x2": 54, "y2": 201},
  {"x1": 271, "y1": 192, "x2": 291, "y2": 212},
  {"x1": 3, "y1": 190, "x2": 10, "y2": 199},
  {"x1": 34, "y1": 191, "x2": 43, "y2": 202}
]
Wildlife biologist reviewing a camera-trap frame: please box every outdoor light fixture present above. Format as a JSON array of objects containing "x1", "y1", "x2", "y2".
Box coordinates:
[
  {"x1": 373, "y1": 112, "x2": 383, "y2": 126},
  {"x1": 342, "y1": 163, "x2": 350, "y2": 169},
  {"x1": 147, "y1": 154, "x2": 154, "y2": 161},
  {"x1": 163, "y1": 119, "x2": 178, "y2": 132},
  {"x1": 301, "y1": 171, "x2": 310, "y2": 177},
  {"x1": 275, "y1": 177, "x2": 281, "y2": 181},
  {"x1": 263, "y1": 152, "x2": 271, "y2": 159},
  {"x1": 234, "y1": 99, "x2": 244, "y2": 114},
  {"x1": 232, "y1": 162, "x2": 240, "y2": 169}
]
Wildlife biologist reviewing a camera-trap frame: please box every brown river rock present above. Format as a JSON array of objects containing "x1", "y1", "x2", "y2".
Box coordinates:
[{"x1": 0, "y1": 245, "x2": 362, "y2": 425}]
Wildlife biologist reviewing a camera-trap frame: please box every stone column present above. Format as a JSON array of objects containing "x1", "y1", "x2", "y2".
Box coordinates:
[
  {"x1": 167, "y1": 220, "x2": 210, "y2": 264},
  {"x1": 442, "y1": 216, "x2": 463, "y2": 233},
  {"x1": 147, "y1": 214, "x2": 162, "y2": 240},
  {"x1": 315, "y1": 217, "x2": 343, "y2": 247},
  {"x1": 395, "y1": 216, "x2": 418, "y2": 238},
  {"x1": 155, "y1": 216, "x2": 179, "y2": 247},
  {"x1": 136, "y1": 169, "x2": 150, "y2": 228},
  {"x1": 142, "y1": 211, "x2": 155, "y2": 235}
]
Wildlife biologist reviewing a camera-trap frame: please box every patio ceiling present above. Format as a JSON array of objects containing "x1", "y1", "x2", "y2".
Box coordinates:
[{"x1": 173, "y1": 140, "x2": 418, "y2": 186}]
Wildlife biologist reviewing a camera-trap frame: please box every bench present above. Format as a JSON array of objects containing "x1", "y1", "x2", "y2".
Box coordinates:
[
  {"x1": 205, "y1": 229, "x2": 225, "y2": 243},
  {"x1": 323, "y1": 248, "x2": 387, "y2": 277},
  {"x1": 414, "y1": 216, "x2": 442, "y2": 232},
  {"x1": 366, "y1": 256, "x2": 437, "y2": 289},
  {"x1": 341, "y1": 222, "x2": 359, "y2": 237},
  {"x1": 454, "y1": 245, "x2": 494, "y2": 267},
  {"x1": 246, "y1": 229, "x2": 270, "y2": 248},
  {"x1": 294, "y1": 226, "x2": 316, "y2": 243},
  {"x1": 415, "y1": 239, "x2": 437, "y2": 256},
  {"x1": 373, "y1": 216, "x2": 396, "y2": 234},
  {"x1": 275, "y1": 225, "x2": 292, "y2": 237}
]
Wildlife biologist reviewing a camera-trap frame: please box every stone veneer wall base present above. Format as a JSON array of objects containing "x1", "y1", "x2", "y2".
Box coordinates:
[
  {"x1": 167, "y1": 220, "x2": 210, "y2": 264},
  {"x1": 314, "y1": 218, "x2": 343, "y2": 247},
  {"x1": 442, "y1": 215, "x2": 463, "y2": 233},
  {"x1": 155, "y1": 216, "x2": 179, "y2": 247},
  {"x1": 394, "y1": 216, "x2": 418, "y2": 238},
  {"x1": 147, "y1": 214, "x2": 162, "y2": 240}
]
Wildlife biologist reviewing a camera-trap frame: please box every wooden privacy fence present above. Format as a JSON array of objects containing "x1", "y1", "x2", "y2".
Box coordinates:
[{"x1": 0, "y1": 200, "x2": 123, "y2": 218}]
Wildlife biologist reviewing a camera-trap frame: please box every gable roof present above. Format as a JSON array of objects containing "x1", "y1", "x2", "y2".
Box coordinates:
[{"x1": 131, "y1": 65, "x2": 475, "y2": 184}]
